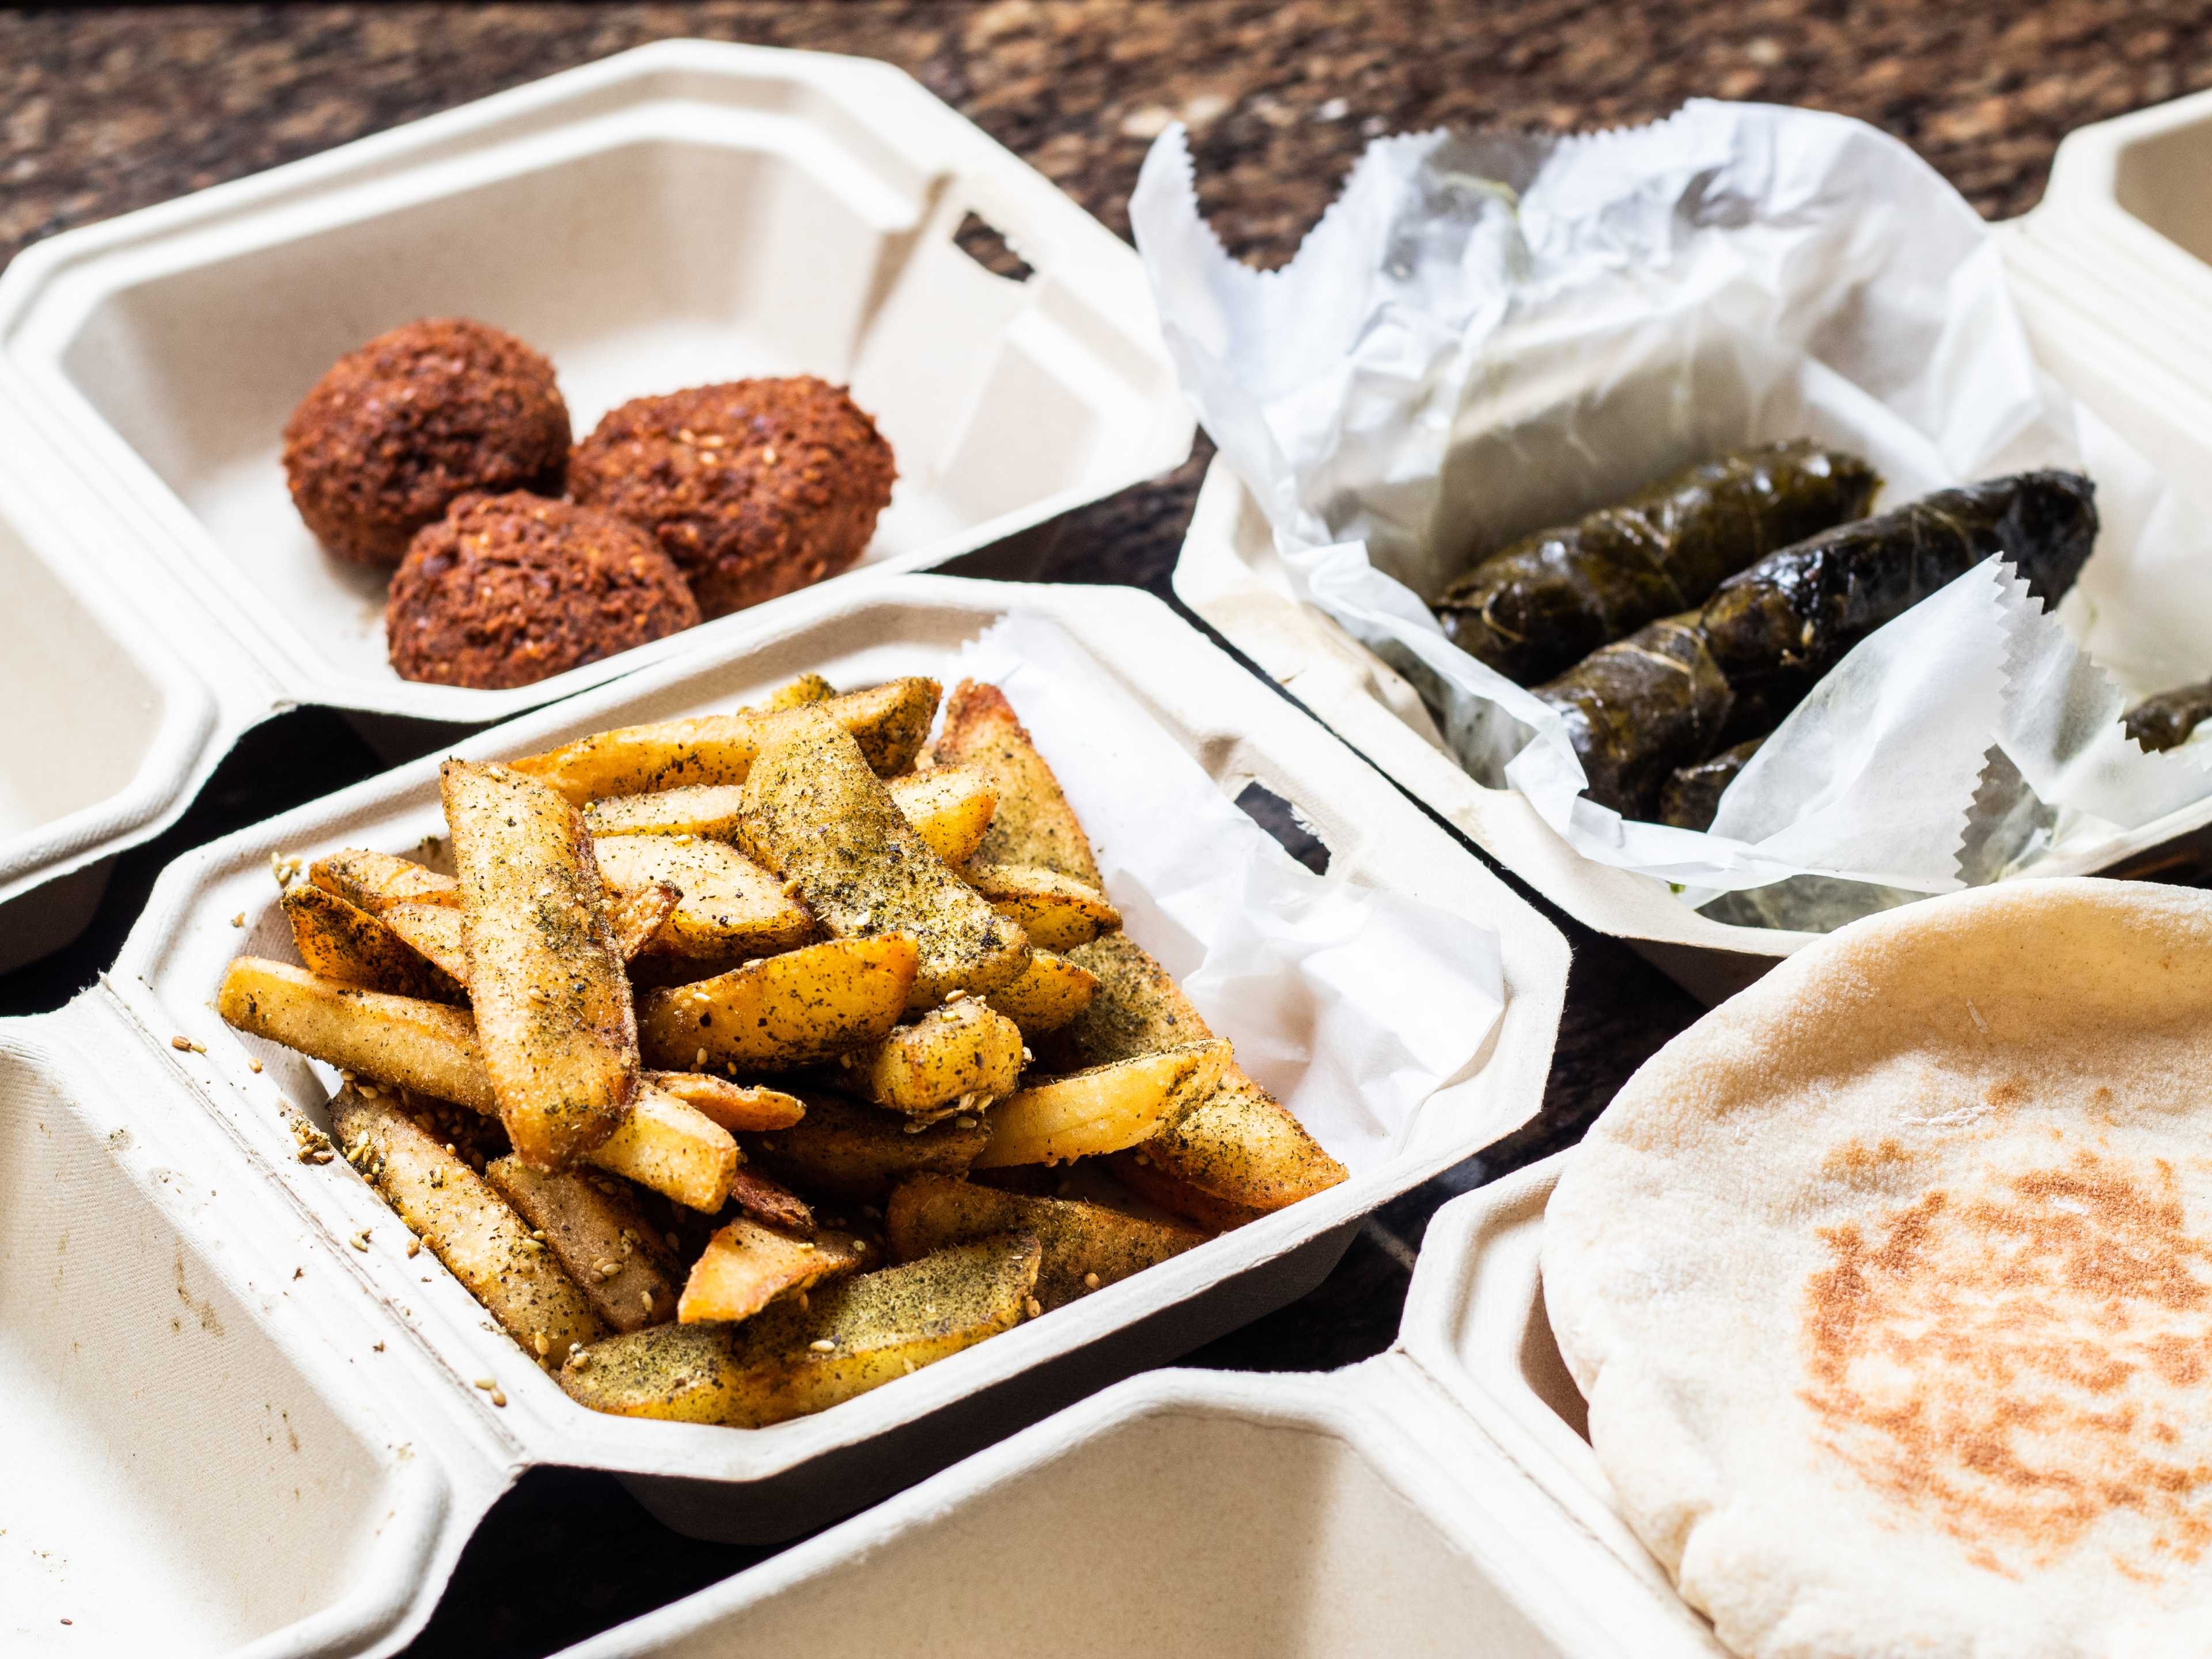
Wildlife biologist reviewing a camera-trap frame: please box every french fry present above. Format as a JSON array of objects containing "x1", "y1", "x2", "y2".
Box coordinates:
[
  {"x1": 982, "y1": 950, "x2": 1099, "y2": 1035},
  {"x1": 585, "y1": 785, "x2": 752, "y2": 841},
  {"x1": 221, "y1": 957, "x2": 492, "y2": 1110},
  {"x1": 442, "y1": 760, "x2": 639, "y2": 1169},
  {"x1": 636, "y1": 936, "x2": 919, "y2": 1072},
  {"x1": 590, "y1": 1083, "x2": 740, "y2": 1213},
  {"x1": 961, "y1": 862, "x2": 1119, "y2": 952},
  {"x1": 972, "y1": 1041, "x2": 1232, "y2": 1168},
  {"x1": 330, "y1": 1083, "x2": 603, "y2": 1365},
  {"x1": 740, "y1": 710, "x2": 1029, "y2": 1009},
  {"x1": 676, "y1": 1218, "x2": 865, "y2": 1324},
  {"x1": 560, "y1": 1233, "x2": 1040, "y2": 1426},
  {"x1": 751, "y1": 672, "x2": 836, "y2": 713},
  {"x1": 484, "y1": 1156, "x2": 678, "y2": 1333},
  {"x1": 1054, "y1": 933, "x2": 1348, "y2": 1211},
  {"x1": 311, "y1": 848, "x2": 458, "y2": 914},
  {"x1": 1107, "y1": 1150, "x2": 1270, "y2": 1233},
  {"x1": 380, "y1": 901, "x2": 471, "y2": 984},
  {"x1": 743, "y1": 1093, "x2": 992, "y2": 1203},
  {"x1": 282, "y1": 882, "x2": 464, "y2": 1003},
  {"x1": 316, "y1": 849, "x2": 673, "y2": 963},
  {"x1": 509, "y1": 678, "x2": 940, "y2": 804},
  {"x1": 835, "y1": 998, "x2": 1025, "y2": 1117},
  {"x1": 643, "y1": 1071, "x2": 807, "y2": 1132},
  {"x1": 584, "y1": 767, "x2": 998, "y2": 868},
  {"x1": 217, "y1": 961, "x2": 733, "y2": 1209},
  {"x1": 591, "y1": 834, "x2": 812, "y2": 958},
  {"x1": 885, "y1": 1173, "x2": 1206, "y2": 1309},
  {"x1": 887, "y1": 768, "x2": 998, "y2": 865},
  {"x1": 933, "y1": 680, "x2": 1101, "y2": 886},
  {"x1": 608, "y1": 880, "x2": 683, "y2": 960},
  {"x1": 726, "y1": 1162, "x2": 816, "y2": 1234}
]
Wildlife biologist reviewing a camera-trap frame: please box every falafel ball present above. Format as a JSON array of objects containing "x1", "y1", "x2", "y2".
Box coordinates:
[
  {"x1": 283, "y1": 318, "x2": 571, "y2": 567},
  {"x1": 566, "y1": 376, "x2": 895, "y2": 619},
  {"x1": 385, "y1": 493, "x2": 699, "y2": 690}
]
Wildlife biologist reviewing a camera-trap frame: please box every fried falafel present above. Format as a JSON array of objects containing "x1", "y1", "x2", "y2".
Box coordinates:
[
  {"x1": 284, "y1": 318, "x2": 571, "y2": 566},
  {"x1": 566, "y1": 376, "x2": 895, "y2": 619},
  {"x1": 385, "y1": 492, "x2": 699, "y2": 690}
]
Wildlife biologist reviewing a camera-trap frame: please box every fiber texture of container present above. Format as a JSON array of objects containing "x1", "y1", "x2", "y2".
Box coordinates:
[
  {"x1": 0, "y1": 40, "x2": 1193, "y2": 970},
  {"x1": 551, "y1": 1147, "x2": 1719, "y2": 1659},
  {"x1": 1171, "y1": 123, "x2": 2212, "y2": 1004},
  {"x1": 0, "y1": 574, "x2": 1568, "y2": 1656}
]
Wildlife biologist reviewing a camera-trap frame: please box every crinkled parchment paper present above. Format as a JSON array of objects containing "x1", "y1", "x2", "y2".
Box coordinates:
[
  {"x1": 953, "y1": 613, "x2": 1509, "y2": 1169},
  {"x1": 1132, "y1": 100, "x2": 2212, "y2": 925}
]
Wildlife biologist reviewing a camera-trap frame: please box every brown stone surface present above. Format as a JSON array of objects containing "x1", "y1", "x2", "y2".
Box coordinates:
[{"x1": 1, "y1": 6, "x2": 2200, "y2": 1652}]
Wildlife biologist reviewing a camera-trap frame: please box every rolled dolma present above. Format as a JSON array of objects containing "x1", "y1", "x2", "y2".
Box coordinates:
[
  {"x1": 1435, "y1": 441, "x2": 1879, "y2": 684},
  {"x1": 1699, "y1": 470, "x2": 2099, "y2": 721},
  {"x1": 1660, "y1": 737, "x2": 1766, "y2": 832},
  {"x1": 2124, "y1": 679, "x2": 2212, "y2": 753},
  {"x1": 1534, "y1": 614, "x2": 1734, "y2": 819}
]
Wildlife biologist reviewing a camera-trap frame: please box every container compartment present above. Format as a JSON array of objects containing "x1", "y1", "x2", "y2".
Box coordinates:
[
  {"x1": 586, "y1": 1394, "x2": 1563, "y2": 1659},
  {"x1": 103, "y1": 575, "x2": 1570, "y2": 1544},
  {"x1": 0, "y1": 1028, "x2": 437, "y2": 1657},
  {"x1": 0, "y1": 42, "x2": 1189, "y2": 724},
  {"x1": 0, "y1": 440, "x2": 217, "y2": 972}
]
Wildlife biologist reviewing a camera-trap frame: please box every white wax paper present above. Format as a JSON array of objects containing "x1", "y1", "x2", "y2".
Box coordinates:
[
  {"x1": 1132, "y1": 100, "x2": 2212, "y2": 916},
  {"x1": 951, "y1": 613, "x2": 1508, "y2": 1171}
]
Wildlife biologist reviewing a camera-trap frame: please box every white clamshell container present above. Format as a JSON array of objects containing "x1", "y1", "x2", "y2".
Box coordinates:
[
  {"x1": 0, "y1": 40, "x2": 1192, "y2": 969},
  {"x1": 1172, "y1": 157, "x2": 2212, "y2": 1004},
  {"x1": 1, "y1": 574, "x2": 1567, "y2": 1656},
  {"x1": 554, "y1": 1149, "x2": 1722, "y2": 1659}
]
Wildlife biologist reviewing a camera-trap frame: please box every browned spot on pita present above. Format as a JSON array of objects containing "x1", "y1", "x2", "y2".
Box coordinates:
[
  {"x1": 1801, "y1": 1146, "x2": 2212, "y2": 1579},
  {"x1": 1984, "y1": 1077, "x2": 2028, "y2": 1109}
]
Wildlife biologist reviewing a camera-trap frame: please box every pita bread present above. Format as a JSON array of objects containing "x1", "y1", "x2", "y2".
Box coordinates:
[{"x1": 1543, "y1": 878, "x2": 2212, "y2": 1658}]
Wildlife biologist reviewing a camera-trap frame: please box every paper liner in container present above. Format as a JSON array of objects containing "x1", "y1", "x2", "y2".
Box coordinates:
[
  {"x1": 0, "y1": 40, "x2": 1194, "y2": 968},
  {"x1": 1149, "y1": 101, "x2": 2212, "y2": 1002},
  {"x1": 38, "y1": 569, "x2": 1564, "y2": 1633},
  {"x1": 555, "y1": 1151, "x2": 1716, "y2": 1659}
]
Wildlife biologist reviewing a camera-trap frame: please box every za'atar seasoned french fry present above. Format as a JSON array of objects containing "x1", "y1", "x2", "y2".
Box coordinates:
[
  {"x1": 739, "y1": 709, "x2": 1029, "y2": 1009},
  {"x1": 331, "y1": 1083, "x2": 604, "y2": 1366},
  {"x1": 676, "y1": 1218, "x2": 866, "y2": 1325},
  {"x1": 583, "y1": 766, "x2": 999, "y2": 868},
  {"x1": 835, "y1": 997, "x2": 1025, "y2": 1116},
  {"x1": 972, "y1": 1040, "x2": 1232, "y2": 1168},
  {"x1": 933, "y1": 680, "x2": 1102, "y2": 887},
  {"x1": 1055, "y1": 932, "x2": 1347, "y2": 1211},
  {"x1": 982, "y1": 949, "x2": 1099, "y2": 1035},
  {"x1": 560, "y1": 1233, "x2": 1041, "y2": 1427},
  {"x1": 590, "y1": 834, "x2": 812, "y2": 958},
  {"x1": 442, "y1": 760, "x2": 639, "y2": 1169},
  {"x1": 484, "y1": 1156, "x2": 678, "y2": 1333},
  {"x1": 509, "y1": 677, "x2": 940, "y2": 804},
  {"x1": 642, "y1": 1071, "x2": 806, "y2": 1132},
  {"x1": 282, "y1": 881, "x2": 464, "y2": 1003},
  {"x1": 636, "y1": 936, "x2": 919, "y2": 1072},
  {"x1": 743, "y1": 1093, "x2": 992, "y2": 1203},
  {"x1": 312, "y1": 847, "x2": 459, "y2": 914},
  {"x1": 885, "y1": 1173, "x2": 1206, "y2": 1309},
  {"x1": 960, "y1": 862, "x2": 1119, "y2": 952},
  {"x1": 217, "y1": 960, "x2": 734, "y2": 1210}
]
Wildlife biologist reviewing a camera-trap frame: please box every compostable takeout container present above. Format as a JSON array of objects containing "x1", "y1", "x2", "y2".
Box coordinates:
[
  {"x1": 547, "y1": 1149, "x2": 1721, "y2": 1659},
  {"x1": 1169, "y1": 107, "x2": 2212, "y2": 1006},
  {"x1": 0, "y1": 574, "x2": 1569, "y2": 1658},
  {"x1": 0, "y1": 39, "x2": 1194, "y2": 972}
]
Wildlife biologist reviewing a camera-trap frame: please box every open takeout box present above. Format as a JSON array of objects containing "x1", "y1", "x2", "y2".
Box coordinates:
[
  {"x1": 0, "y1": 39, "x2": 1194, "y2": 972},
  {"x1": 549, "y1": 1148, "x2": 1718, "y2": 1659},
  {"x1": 0, "y1": 574, "x2": 1567, "y2": 1656},
  {"x1": 1170, "y1": 95, "x2": 2212, "y2": 1006}
]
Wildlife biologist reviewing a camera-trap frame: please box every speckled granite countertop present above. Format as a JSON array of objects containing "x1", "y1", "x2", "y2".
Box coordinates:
[{"x1": 3, "y1": 5, "x2": 2206, "y2": 1653}]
